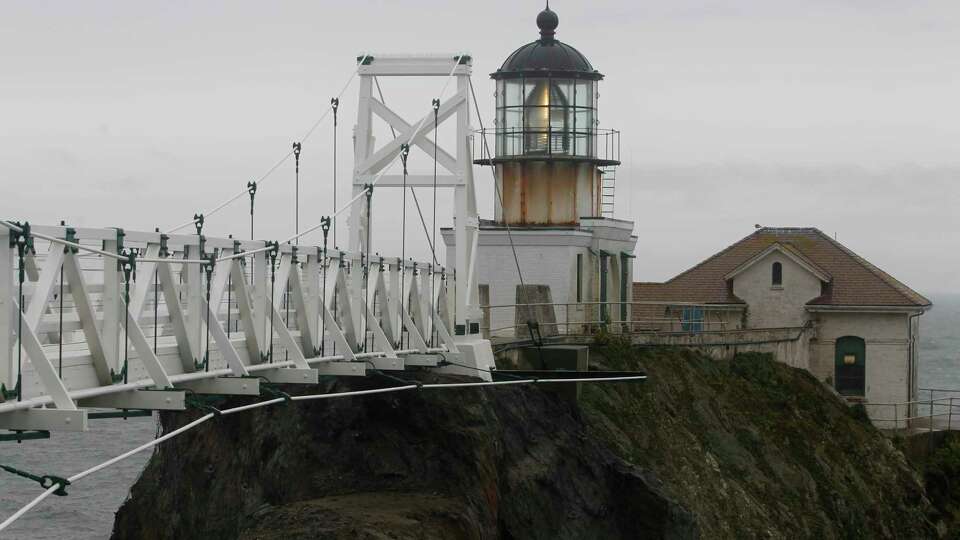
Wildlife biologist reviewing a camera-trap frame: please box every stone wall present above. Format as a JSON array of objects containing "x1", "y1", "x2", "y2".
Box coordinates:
[{"x1": 632, "y1": 326, "x2": 812, "y2": 368}]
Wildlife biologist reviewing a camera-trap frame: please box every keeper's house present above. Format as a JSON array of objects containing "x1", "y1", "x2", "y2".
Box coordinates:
[{"x1": 633, "y1": 227, "x2": 931, "y2": 418}]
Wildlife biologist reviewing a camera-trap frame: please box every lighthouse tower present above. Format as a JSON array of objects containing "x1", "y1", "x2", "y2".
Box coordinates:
[
  {"x1": 445, "y1": 3, "x2": 637, "y2": 337},
  {"x1": 490, "y1": 3, "x2": 616, "y2": 225}
]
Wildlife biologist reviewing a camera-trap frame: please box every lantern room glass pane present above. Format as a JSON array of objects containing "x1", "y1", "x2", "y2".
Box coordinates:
[
  {"x1": 552, "y1": 79, "x2": 573, "y2": 106},
  {"x1": 550, "y1": 106, "x2": 569, "y2": 154},
  {"x1": 574, "y1": 81, "x2": 593, "y2": 108},
  {"x1": 504, "y1": 80, "x2": 523, "y2": 108}
]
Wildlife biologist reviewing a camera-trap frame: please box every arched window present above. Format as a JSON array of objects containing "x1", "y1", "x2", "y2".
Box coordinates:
[
  {"x1": 835, "y1": 336, "x2": 866, "y2": 396},
  {"x1": 772, "y1": 262, "x2": 783, "y2": 287}
]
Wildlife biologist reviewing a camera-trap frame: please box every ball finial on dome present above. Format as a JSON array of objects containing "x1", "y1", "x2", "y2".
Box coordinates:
[{"x1": 537, "y1": 2, "x2": 559, "y2": 41}]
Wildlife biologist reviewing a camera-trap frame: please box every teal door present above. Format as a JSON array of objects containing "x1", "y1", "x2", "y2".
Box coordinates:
[{"x1": 835, "y1": 336, "x2": 866, "y2": 396}]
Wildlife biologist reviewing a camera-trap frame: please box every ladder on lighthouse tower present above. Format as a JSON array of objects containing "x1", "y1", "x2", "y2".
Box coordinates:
[{"x1": 600, "y1": 167, "x2": 617, "y2": 218}]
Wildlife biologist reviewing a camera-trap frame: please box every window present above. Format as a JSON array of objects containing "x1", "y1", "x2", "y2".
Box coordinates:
[
  {"x1": 681, "y1": 306, "x2": 704, "y2": 333},
  {"x1": 772, "y1": 262, "x2": 783, "y2": 287},
  {"x1": 835, "y1": 336, "x2": 866, "y2": 396}
]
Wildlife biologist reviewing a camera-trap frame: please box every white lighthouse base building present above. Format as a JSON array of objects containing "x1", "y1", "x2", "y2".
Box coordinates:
[{"x1": 443, "y1": 217, "x2": 637, "y2": 338}]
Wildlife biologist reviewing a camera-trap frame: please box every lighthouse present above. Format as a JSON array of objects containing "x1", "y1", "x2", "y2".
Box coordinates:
[{"x1": 444, "y1": 3, "x2": 637, "y2": 337}]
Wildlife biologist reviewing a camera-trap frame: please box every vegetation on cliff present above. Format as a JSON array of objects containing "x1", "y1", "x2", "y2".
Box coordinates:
[
  {"x1": 112, "y1": 341, "x2": 944, "y2": 538},
  {"x1": 902, "y1": 431, "x2": 960, "y2": 538},
  {"x1": 583, "y1": 336, "x2": 939, "y2": 538}
]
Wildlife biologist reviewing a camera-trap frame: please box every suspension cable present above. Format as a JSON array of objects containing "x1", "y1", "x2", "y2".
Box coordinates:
[
  {"x1": 13, "y1": 225, "x2": 30, "y2": 401},
  {"x1": 202, "y1": 255, "x2": 215, "y2": 372},
  {"x1": 57, "y1": 227, "x2": 65, "y2": 378},
  {"x1": 399, "y1": 144, "x2": 410, "y2": 341},
  {"x1": 153, "y1": 264, "x2": 159, "y2": 353},
  {"x1": 247, "y1": 181, "x2": 257, "y2": 242},
  {"x1": 226, "y1": 239, "x2": 234, "y2": 338},
  {"x1": 0, "y1": 56, "x2": 464, "y2": 270},
  {"x1": 293, "y1": 142, "x2": 302, "y2": 244},
  {"x1": 362, "y1": 185, "x2": 373, "y2": 352},
  {"x1": 267, "y1": 242, "x2": 278, "y2": 363},
  {"x1": 119, "y1": 250, "x2": 136, "y2": 384},
  {"x1": 320, "y1": 218, "x2": 331, "y2": 356},
  {"x1": 166, "y1": 55, "x2": 369, "y2": 235},
  {"x1": 331, "y1": 97, "x2": 340, "y2": 248},
  {"x1": 468, "y1": 78, "x2": 526, "y2": 290},
  {"x1": 284, "y1": 54, "x2": 465, "y2": 248},
  {"x1": 431, "y1": 97, "x2": 440, "y2": 345}
]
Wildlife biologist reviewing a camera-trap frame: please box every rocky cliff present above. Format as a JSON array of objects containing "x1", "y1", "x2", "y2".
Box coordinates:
[{"x1": 112, "y1": 340, "x2": 943, "y2": 539}]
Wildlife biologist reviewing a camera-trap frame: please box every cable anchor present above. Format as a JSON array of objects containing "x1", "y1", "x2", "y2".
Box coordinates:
[
  {"x1": 247, "y1": 182, "x2": 257, "y2": 213},
  {"x1": 400, "y1": 144, "x2": 410, "y2": 175},
  {"x1": 0, "y1": 464, "x2": 71, "y2": 496},
  {"x1": 320, "y1": 216, "x2": 331, "y2": 253}
]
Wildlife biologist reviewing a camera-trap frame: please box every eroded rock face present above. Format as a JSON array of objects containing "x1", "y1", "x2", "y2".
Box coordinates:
[
  {"x1": 582, "y1": 342, "x2": 941, "y2": 539},
  {"x1": 112, "y1": 345, "x2": 943, "y2": 539},
  {"x1": 111, "y1": 372, "x2": 697, "y2": 540}
]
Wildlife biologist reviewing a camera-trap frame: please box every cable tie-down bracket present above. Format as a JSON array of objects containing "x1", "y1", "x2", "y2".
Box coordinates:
[
  {"x1": 185, "y1": 395, "x2": 222, "y2": 417},
  {"x1": 63, "y1": 227, "x2": 79, "y2": 254},
  {"x1": 260, "y1": 384, "x2": 293, "y2": 403},
  {"x1": 0, "y1": 464, "x2": 71, "y2": 496}
]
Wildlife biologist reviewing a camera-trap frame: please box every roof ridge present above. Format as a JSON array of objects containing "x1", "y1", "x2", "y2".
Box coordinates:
[
  {"x1": 664, "y1": 229, "x2": 762, "y2": 284},
  {"x1": 810, "y1": 229, "x2": 931, "y2": 307}
]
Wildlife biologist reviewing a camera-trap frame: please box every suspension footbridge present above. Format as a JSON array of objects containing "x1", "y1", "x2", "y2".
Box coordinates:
[{"x1": 0, "y1": 53, "x2": 646, "y2": 533}]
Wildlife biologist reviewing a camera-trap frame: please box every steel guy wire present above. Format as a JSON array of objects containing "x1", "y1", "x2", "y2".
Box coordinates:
[{"x1": 0, "y1": 373, "x2": 644, "y2": 533}]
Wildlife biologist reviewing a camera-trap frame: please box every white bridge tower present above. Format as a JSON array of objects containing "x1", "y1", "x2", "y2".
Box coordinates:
[{"x1": 347, "y1": 54, "x2": 493, "y2": 375}]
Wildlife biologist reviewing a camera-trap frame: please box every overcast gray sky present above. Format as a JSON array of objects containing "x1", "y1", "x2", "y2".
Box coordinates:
[{"x1": 2, "y1": 0, "x2": 958, "y2": 295}]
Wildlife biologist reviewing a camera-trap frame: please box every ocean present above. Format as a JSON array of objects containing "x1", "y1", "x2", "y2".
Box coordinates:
[{"x1": 0, "y1": 294, "x2": 958, "y2": 539}]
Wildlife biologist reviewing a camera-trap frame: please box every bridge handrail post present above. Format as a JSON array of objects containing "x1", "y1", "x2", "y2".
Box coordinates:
[
  {"x1": 102, "y1": 230, "x2": 123, "y2": 381},
  {"x1": 0, "y1": 226, "x2": 12, "y2": 398},
  {"x1": 930, "y1": 394, "x2": 936, "y2": 434},
  {"x1": 950, "y1": 397, "x2": 954, "y2": 431}
]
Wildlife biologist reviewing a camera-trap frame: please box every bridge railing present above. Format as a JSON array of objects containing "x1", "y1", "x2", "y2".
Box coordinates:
[
  {"x1": 0, "y1": 222, "x2": 460, "y2": 433},
  {"x1": 863, "y1": 396, "x2": 960, "y2": 432},
  {"x1": 480, "y1": 301, "x2": 731, "y2": 339}
]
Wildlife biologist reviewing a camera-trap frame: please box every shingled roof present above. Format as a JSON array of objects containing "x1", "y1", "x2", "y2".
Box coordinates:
[{"x1": 634, "y1": 228, "x2": 930, "y2": 309}]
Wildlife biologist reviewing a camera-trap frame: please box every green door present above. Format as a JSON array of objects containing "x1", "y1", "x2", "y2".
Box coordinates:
[{"x1": 835, "y1": 336, "x2": 866, "y2": 396}]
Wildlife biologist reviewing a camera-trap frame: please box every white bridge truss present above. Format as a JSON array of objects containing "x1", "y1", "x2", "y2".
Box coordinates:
[
  {"x1": 0, "y1": 224, "x2": 477, "y2": 433},
  {"x1": 0, "y1": 56, "x2": 498, "y2": 435}
]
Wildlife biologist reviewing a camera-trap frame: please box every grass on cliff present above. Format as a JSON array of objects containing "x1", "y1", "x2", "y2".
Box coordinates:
[
  {"x1": 924, "y1": 434, "x2": 960, "y2": 536},
  {"x1": 575, "y1": 333, "x2": 935, "y2": 539}
]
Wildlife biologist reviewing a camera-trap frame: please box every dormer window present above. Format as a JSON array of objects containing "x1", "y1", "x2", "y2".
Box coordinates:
[{"x1": 772, "y1": 262, "x2": 783, "y2": 287}]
